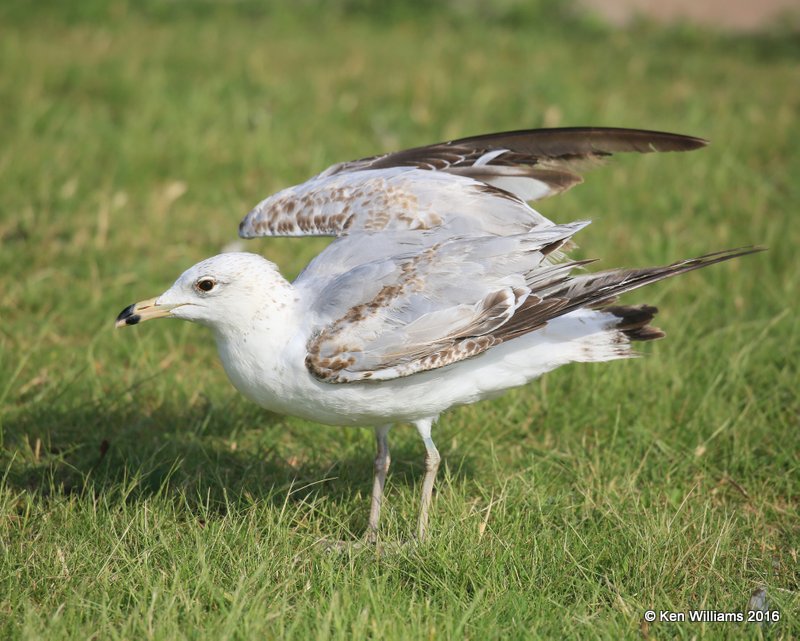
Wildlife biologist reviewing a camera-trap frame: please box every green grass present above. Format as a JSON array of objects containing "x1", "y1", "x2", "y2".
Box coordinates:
[{"x1": 1, "y1": 2, "x2": 798, "y2": 639}]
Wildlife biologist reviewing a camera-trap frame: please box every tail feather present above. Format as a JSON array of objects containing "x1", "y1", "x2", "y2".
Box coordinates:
[{"x1": 605, "y1": 304, "x2": 665, "y2": 341}]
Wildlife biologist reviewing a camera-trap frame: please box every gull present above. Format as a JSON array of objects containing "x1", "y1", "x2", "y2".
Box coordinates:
[{"x1": 116, "y1": 127, "x2": 759, "y2": 542}]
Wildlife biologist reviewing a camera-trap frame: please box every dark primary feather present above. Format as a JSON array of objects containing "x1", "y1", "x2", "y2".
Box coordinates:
[
  {"x1": 440, "y1": 126, "x2": 708, "y2": 157},
  {"x1": 495, "y1": 247, "x2": 764, "y2": 343},
  {"x1": 317, "y1": 126, "x2": 709, "y2": 205},
  {"x1": 328, "y1": 126, "x2": 708, "y2": 175}
]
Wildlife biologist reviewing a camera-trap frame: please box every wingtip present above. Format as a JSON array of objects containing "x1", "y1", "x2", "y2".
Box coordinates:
[
  {"x1": 708, "y1": 245, "x2": 767, "y2": 258},
  {"x1": 675, "y1": 245, "x2": 766, "y2": 272},
  {"x1": 622, "y1": 129, "x2": 709, "y2": 153},
  {"x1": 680, "y1": 134, "x2": 710, "y2": 151}
]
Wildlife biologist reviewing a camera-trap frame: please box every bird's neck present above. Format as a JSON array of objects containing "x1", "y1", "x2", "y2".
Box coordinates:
[
  {"x1": 212, "y1": 278, "x2": 300, "y2": 344},
  {"x1": 211, "y1": 283, "x2": 304, "y2": 409}
]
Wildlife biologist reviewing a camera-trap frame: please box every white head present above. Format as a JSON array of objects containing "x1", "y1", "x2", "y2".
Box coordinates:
[{"x1": 115, "y1": 252, "x2": 293, "y2": 334}]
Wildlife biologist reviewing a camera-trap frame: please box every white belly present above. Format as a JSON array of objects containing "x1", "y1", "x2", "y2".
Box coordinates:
[{"x1": 215, "y1": 309, "x2": 629, "y2": 427}]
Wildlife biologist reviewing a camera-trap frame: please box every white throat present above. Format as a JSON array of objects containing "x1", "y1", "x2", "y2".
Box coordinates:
[{"x1": 212, "y1": 284, "x2": 305, "y2": 414}]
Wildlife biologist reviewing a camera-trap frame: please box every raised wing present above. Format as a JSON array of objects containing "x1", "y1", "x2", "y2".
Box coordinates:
[
  {"x1": 302, "y1": 224, "x2": 759, "y2": 384},
  {"x1": 239, "y1": 127, "x2": 707, "y2": 239}
]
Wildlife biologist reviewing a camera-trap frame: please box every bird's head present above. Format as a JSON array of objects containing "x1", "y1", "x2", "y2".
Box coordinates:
[{"x1": 115, "y1": 252, "x2": 290, "y2": 332}]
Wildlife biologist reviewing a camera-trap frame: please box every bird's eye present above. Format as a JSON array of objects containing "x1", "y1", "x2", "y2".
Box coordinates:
[{"x1": 196, "y1": 278, "x2": 216, "y2": 293}]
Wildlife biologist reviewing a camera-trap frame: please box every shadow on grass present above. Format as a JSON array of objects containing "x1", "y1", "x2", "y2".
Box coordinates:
[{"x1": 2, "y1": 397, "x2": 477, "y2": 533}]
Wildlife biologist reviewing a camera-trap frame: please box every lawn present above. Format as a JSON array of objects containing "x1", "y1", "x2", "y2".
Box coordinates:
[{"x1": 0, "y1": 1, "x2": 798, "y2": 639}]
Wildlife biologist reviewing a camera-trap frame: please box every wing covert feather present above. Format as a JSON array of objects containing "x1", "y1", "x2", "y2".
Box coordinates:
[{"x1": 304, "y1": 223, "x2": 588, "y2": 383}]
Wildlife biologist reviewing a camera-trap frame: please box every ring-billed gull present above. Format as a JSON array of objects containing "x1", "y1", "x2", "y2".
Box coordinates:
[{"x1": 116, "y1": 127, "x2": 760, "y2": 541}]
